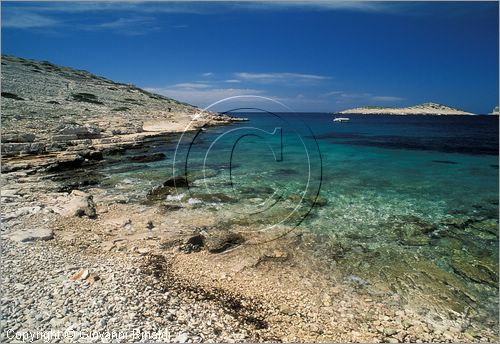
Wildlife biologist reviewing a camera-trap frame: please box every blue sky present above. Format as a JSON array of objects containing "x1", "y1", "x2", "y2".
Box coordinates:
[{"x1": 2, "y1": 1, "x2": 498, "y2": 113}]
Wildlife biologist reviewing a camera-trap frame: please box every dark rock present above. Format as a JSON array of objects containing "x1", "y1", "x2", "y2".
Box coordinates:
[
  {"x1": 146, "y1": 184, "x2": 175, "y2": 202},
  {"x1": 57, "y1": 179, "x2": 100, "y2": 193},
  {"x1": 80, "y1": 150, "x2": 104, "y2": 161},
  {"x1": 163, "y1": 175, "x2": 189, "y2": 188},
  {"x1": 205, "y1": 231, "x2": 245, "y2": 253},
  {"x1": 128, "y1": 153, "x2": 166, "y2": 163},
  {"x1": 46, "y1": 155, "x2": 85, "y2": 172},
  {"x1": 180, "y1": 234, "x2": 205, "y2": 253},
  {"x1": 2, "y1": 133, "x2": 36, "y2": 143}
]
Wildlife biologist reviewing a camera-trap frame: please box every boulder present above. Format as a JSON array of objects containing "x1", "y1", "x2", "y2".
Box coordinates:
[
  {"x1": 146, "y1": 184, "x2": 175, "y2": 203},
  {"x1": 63, "y1": 190, "x2": 97, "y2": 218},
  {"x1": 8, "y1": 228, "x2": 54, "y2": 243},
  {"x1": 55, "y1": 123, "x2": 101, "y2": 139},
  {"x1": 205, "y1": 231, "x2": 245, "y2": 253},
  {"x1": 163, "y1": 175, "x2": 189, "y2": 188}
]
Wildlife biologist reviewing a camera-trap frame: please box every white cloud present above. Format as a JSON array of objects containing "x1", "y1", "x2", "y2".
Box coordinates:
[
  {"x1": 225, "y1": 79, "x2": 241, "y2": 83},
  {"x1": 201, "y1": 72, "x2": 214, "y2": 77},
  {"x1": 89, "y1": 16, "x2": 161, "y2": 35},
  {"x1": 323, "y1": 91, "x2": 403, "y2": 104},
  {"x1": 172, "y1": 82, "x2": 212, "y2": 89},
  {"x1": 322, "y1": 90, "x2": 343, "y2": 97},
  {"x1": 253, "y1": 1, "x2": 396, "y2": 13},
  {"x1": 371, "y1": 96, "x2": 404, "y2": 102},
  {"x1": 2, "y1": 11, "x2": 59, "y2": 28},
  {"x1": 145, "y1": 85, "x2": 265, "y2": 108},
  {"x1": 235, "y1": 72, "x2": 330, "y2": 84},
  {"x1": 96, "y1": 16, "x2": 155, "y2": 29}
]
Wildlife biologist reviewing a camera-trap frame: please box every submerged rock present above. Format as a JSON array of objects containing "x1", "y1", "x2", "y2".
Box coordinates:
[
  {"x1": 146, "y1": 184, "x2": 175, "y2": 203},
  {"x1": 388, "y1": 215, "x2": 436, "y2": 246},
  {"x1": 163, "y1": 175, "x2": 189, "y2": 188},
  {"x1": 128, "y1": 152, "x2": 166, "y2": 163},
  {"x1": 469, "y1": 219, "x2": 499, "y2": 238},
  {"x1": 450, "y1": 250, "x2": 498, "y2": 288},
  {"x1": 180, "y1": 234, "x2": 205, "y2": 253},
  {"x1": 205, "y1": 231, "x2": 245, "y2": 253},
  {"x1": 192, "y1": 193, "x2": 236, "y2": 203}
]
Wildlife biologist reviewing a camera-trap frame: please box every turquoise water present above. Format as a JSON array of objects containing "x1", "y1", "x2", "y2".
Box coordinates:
[{"x1": 97, "y1": 113, "x2": 498, "y2": 321}]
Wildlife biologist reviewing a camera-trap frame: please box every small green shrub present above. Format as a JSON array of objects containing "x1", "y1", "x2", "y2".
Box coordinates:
[{"x1": 71, "y1": 92, "x2": 103, "y2": 105}]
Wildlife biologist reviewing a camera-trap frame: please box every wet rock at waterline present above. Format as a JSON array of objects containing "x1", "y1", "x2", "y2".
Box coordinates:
[
  {"x1": 205, "y1": 231, "x2": 245, "y2": 253},
  {"x1": 128, "y1": 152, "x2": 166, "y2": 163}
]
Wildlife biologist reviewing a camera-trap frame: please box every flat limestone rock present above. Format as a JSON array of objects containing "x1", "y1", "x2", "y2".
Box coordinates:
[{"x1": 7, "y1": 228, "x2": 54, "y2": 242}]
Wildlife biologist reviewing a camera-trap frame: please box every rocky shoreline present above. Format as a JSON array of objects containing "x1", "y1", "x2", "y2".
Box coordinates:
[
  {"x1": 1, "y1": 55, "x2": 243, "y2": 174},
  {"x1": 1, "y1": 164, "x2": 498, "y2": 342},
  {"x1": 1, "y1": 56, "x2": 498, "y2": 343}
]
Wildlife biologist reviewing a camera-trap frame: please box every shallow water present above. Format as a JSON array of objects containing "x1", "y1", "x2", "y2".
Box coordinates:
[{"x1": 95, "y1": 113, "x2": 498, "y2": 321}]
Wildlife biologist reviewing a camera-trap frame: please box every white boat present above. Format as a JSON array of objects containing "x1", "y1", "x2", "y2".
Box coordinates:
[{"x1": 333, "y1": 117, "x2": 350, "y2": 122}]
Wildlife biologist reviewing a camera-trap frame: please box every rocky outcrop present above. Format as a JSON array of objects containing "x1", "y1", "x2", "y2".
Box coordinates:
[
  {"x1": 338, "y1": 102, "x2": 475, "y2": 115},
  {"x1": 54, "y1": 123, "x2": 102, "y2": 140},
  {"x1": 1, "y1": 55, "x2": 241, "y2": 170}
]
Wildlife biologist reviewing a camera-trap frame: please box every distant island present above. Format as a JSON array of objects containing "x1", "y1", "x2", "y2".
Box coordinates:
[
  {"x1": 337, "y1": 102, "x2": 475, "y2": 115},
  {"x1": 490, "y1": 105, "x2": 499, "y2": 115}
]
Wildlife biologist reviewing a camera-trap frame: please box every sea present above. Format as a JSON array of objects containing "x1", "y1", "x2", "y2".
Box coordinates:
[{"x1": 94, "y1": 113, "x2": 499, "y2": 323}]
